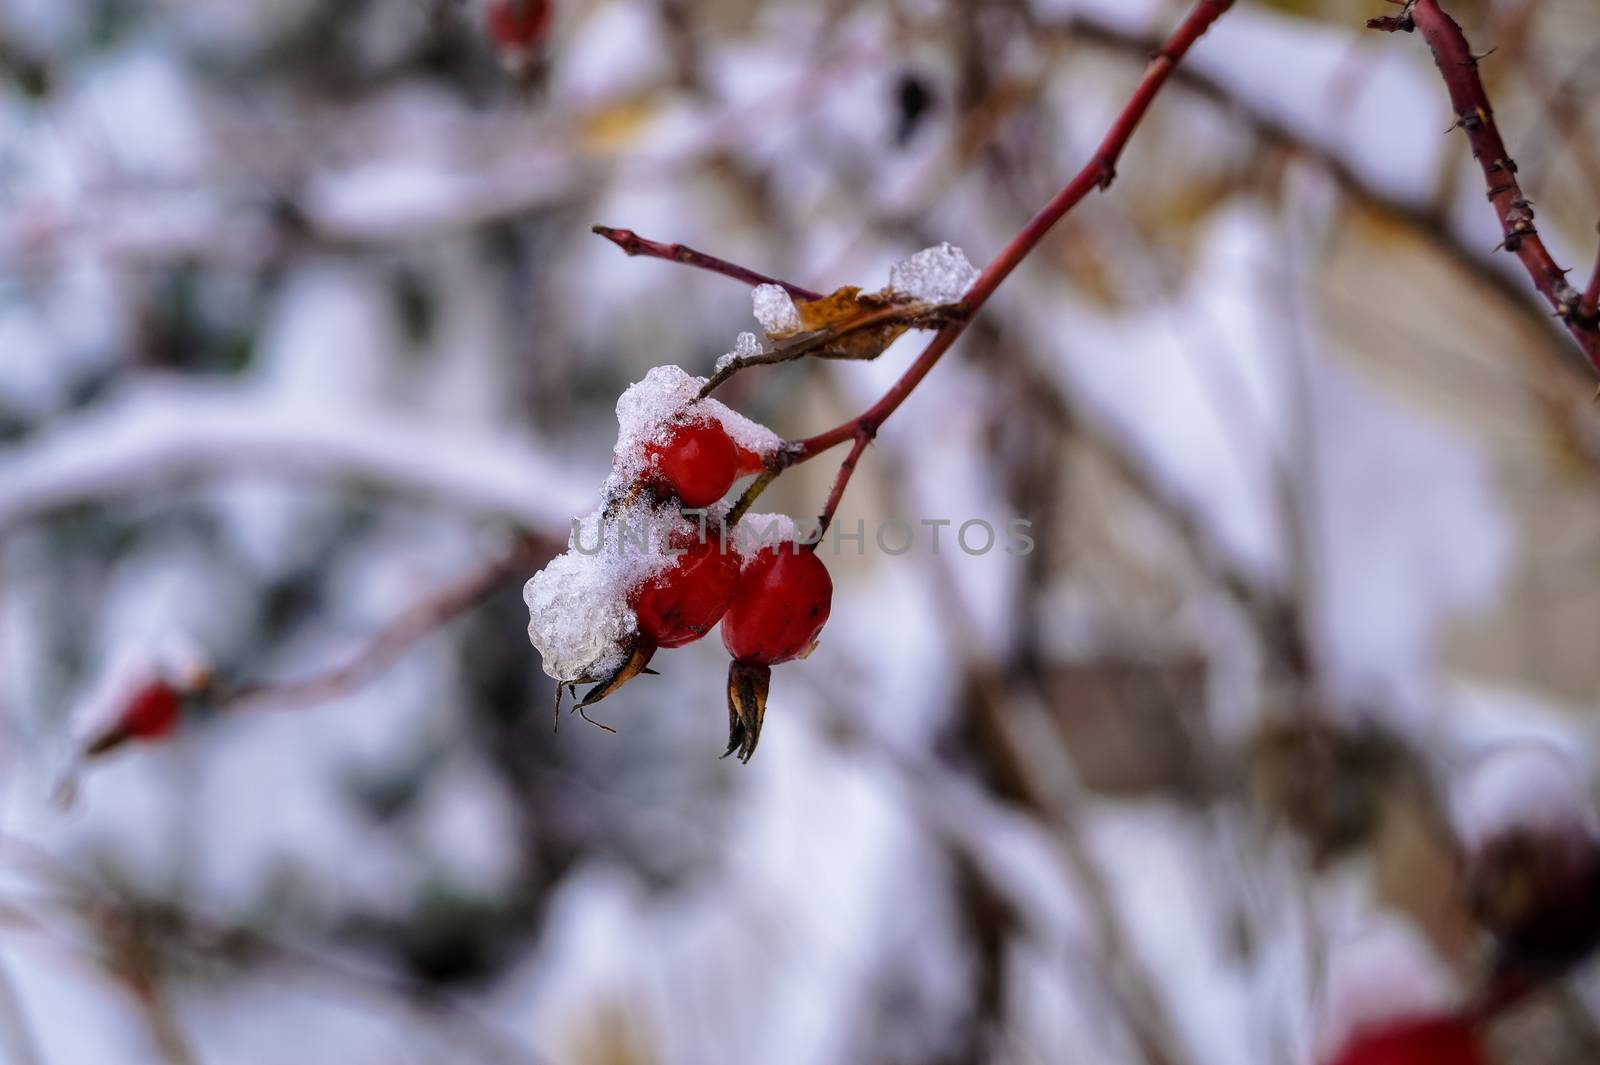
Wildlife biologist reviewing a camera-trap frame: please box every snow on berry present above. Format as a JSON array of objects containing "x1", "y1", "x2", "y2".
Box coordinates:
[
  {"x1": 729, "y1": 512, "x2": 800, "y2": 560},
  {"x1": 1314, "y1": 919, "x2": 1460, "y2": 1064},
  {"x1": 73, "y1": 638, "x2": 213, "y2": 758},
  {"x1": 523, "y1": 501, "x2": 693, "y2": 684},
  {"x1": 887, "y1": 241, "x2": 978, "y2": 304},
  {"x1": 1452, "y1": 745, "x2": 1600, "y2": 975},
  {"x1": 527, "y1": 365, "x2": 783, "y2": 690},
  {"x1": 1451, "y1": 744, "x2": 1599, "y2": 854},
  {"x1": 751, "y1": 284, "x2": 801, "y2": 337},
  {"x1": 715, "y1": 331, "x2": 763, "y2": 374},
  {"x1": 608, "y1": 364, "x2": 780, "y2": 496}
]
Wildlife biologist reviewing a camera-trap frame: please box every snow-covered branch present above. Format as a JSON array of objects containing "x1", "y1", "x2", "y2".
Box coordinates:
[{"x1": 0, "y1": 381, "x2": 591, "y2": 534}]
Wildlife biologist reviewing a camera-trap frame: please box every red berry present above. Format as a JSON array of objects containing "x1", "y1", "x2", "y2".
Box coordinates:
[
  {"x1": 733, "y1": 442, "x2": 767, "y2": 477},
  {"x1": 1326, "y1": 1017, "x2": 1486, "y2": 1065},
  {"x1": 487, "y1": 0, "x2": 553, "y2": 51},
  {"x1": 645, "y1": 419, "x2": 739, "y2": 508},
  {"x1": 121, "y1": 679, "x2": 182, "y2": 741},
  {"x1": 632, "y1": 536, "x2": 740, "y2": 649},
  {"x1": 721, "y1": 544, "x2": 832, "y2": 665},
  {"x1": 643, "y1": 415, "x2": 736, "y2": 508}
]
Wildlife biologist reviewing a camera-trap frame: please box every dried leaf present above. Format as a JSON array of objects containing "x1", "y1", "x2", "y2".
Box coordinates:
[{"x1": 793, "y1": 285, "x2": 914, "y2": 362}]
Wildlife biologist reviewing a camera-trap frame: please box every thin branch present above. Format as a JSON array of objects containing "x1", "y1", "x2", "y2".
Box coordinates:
[
  {"x1": 786, "y1": 0, "x2": 1236, "y2": 466},
  {"x1": 1050, "y1": 13, "x2": 1600, "y2": 468},
  {"x1": 1369, "y1": 0, "x2": 1600, "y2": 373},
  {"x1": 217, "y1": 537, "x2": 548, "y2": 713},
  {"x1": 725, "y1": 469, "x2": 776, "y2": 526},
  {"x1": 0, "y1": 382, "x2": 586, "y2": 535},
  {"x1": 809, "y1": 431, "x2": 872, "y2": 544},
  {"x1": 590, "y1": 225, "x2": 823, "y2": 301}
]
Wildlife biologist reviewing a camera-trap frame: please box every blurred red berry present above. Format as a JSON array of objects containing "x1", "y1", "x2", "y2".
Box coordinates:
[
  {"x1": 85, "y1": 677, "x2": 184, "y2": 757},
  {"x1": 1326, "y1": 1016, "x2": 1486, "y2": 1065},
  {"x1": 121, "y1": 679, "x2": 182, "y2": 740},
  {"x1": 733, "y1": 441, "x2": 767, "y2": 477},
  {"x1": 487, "y1": 0, "x2": 552, "y2": 52},
  {"x1": 645, "y1": 419, "x2": 739, "y2": 508},
  {"x1": 631, "y1": 535, "x2": 741, "y2": 649},
  {"x1": 721, "y1": 544, "x2": 833, "y2": 666}
]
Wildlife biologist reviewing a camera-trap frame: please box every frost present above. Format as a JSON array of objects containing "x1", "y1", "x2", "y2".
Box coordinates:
[
  {"x1": 522, "y1": 503, "x2": 689, "y2": 683},
  {"x1": 887, "y1": 241, "x2": 978, "y2": 304},
  {"x1": 607, "y1": 364, "x2": 781, "y2": 493},
  {"x1": 751, "y1": 284, "x2": 801, "y2": 336},
  {"x1": 715, "y1": 331, "x2": 763, "y2": 374}
]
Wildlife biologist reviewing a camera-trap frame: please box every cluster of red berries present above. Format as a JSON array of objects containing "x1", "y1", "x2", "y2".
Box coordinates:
[{"x1": 577, "y1": 415, "x2": 831, "y2": 761}]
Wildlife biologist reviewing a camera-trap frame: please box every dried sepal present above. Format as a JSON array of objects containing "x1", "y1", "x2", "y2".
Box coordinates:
[
  {"x1": 574, "y1": 637, "x2": 658, "y2": 716},
  {"x1": 724, "y1": 660, "x2": 771, "y2": 764}
]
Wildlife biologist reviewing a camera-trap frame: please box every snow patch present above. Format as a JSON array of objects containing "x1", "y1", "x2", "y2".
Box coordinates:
[
  {"x1": 887, "y1": 241, "x2": 978, "y2": 303},
  {"x1": 752, "y1": 284, "x2": 802, "y2": 336}
]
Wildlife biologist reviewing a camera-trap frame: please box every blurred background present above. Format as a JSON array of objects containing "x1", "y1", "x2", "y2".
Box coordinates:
[{"x1": 2, "y1": 0, "x2": 1600, "y2": 1062}]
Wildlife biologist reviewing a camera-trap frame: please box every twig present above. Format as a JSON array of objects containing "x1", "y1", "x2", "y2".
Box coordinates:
[
  {"x1": 1048, "y1": 13, "x2": 1600, "y2": 469},
  {"x1": 725, "y1": 469, "x2": 776, "y2": 526},
  {"x1": 590, "y1": 225, "x2": 823, "y2": 301},
  {"x1": 218, "y1": 537, "x2": 548, "y2": 712},
  {"x1": 696, "y1": 301, "x2": 959, "y2": 399},
  {"x1": 0, "y1": 382, "x2": 587, "y2": 536},
  {"x1": 1369, "y1": 0, "x2": 1600, "y2": 373},
  {"x1": 780, "y1": 0, "x2": 1235, "y2": 506},
  {"x1": 809, "y1": 431, "x2": 872, "y2": 544}
]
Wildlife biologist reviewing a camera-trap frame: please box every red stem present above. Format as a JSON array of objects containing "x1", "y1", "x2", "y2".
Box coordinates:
[
  {"x1": 808, "y1": 431, "x2": 872, "y2": 547},
  {"x1": 1369, "y1": 0, "x2": 1600, "y2": 370},
  {"x1": 1582, "y1": 232, "x2": 1600, "y2": 322},
  {"x1": 787, "y1": 0, "x2": 1235, "y2": 466},
  {"x1": 590, "y1": 225, "x2": 824, "y2": 301}
]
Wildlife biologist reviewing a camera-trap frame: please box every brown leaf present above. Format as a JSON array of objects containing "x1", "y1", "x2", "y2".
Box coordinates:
[{"x1": 793, "y1": 285, "x2": 916, "y2": 362}]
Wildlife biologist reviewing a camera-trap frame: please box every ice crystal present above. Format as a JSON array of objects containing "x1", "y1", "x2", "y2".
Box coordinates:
[
  {"x1": 715, "y1": 331, "x2": 763, "y2": 374},
  {"x1": 887, "y1": 241, "x2": 978, "y2": 303},
  {"x1": 751, "y1": 284, "x2": 802, "y2": 336}
]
